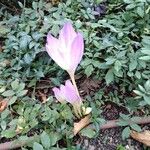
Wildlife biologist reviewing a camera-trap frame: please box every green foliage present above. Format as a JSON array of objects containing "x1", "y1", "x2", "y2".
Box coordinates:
[
  {"x1": 33, "y1": 142, "x2": 44, "y2": 150},
  {"x1": 122, "y1": 127, "x2": 131, "y2": 140},
  {"x1": 134, "y1": 80, "x2": 150, "y2": 105},
  {"x1": 0, "y1": 0, "x2": 150, "y2": 149},
  {"x1": 1, "y1": 79, "x2": 27, "y2": 105},
  {"x1": 117, "y1": 114, "x2": 142, "y2": 139},
  {"x1": 80, "y1": 128, "x2": 96, "y2": 138},
  {"x1": 116, "y1": 145, "x2": 126, "y2": 150}
]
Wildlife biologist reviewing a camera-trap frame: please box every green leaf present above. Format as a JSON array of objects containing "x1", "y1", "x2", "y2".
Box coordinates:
[
  {"x1": 17, "y1": 90, "x2": 28, "y2": 97},
  {"x1": 8, "y1": 96, "x2": 17, "y2": 105},
  {"x1": 141, "y1": 50, "x2": 150, "y2": 55},
  {"x1": 33, "y1": 142, "x2": 44, "y2": 150},
  {"x1": 1, "y1": 129, "x2": 16, "y2": 138},
  {"x1": 133, "y1": 90, "x2": 144, "y2": 96},
  {"x1": 80, "y1": 128, "x2": 96, "y2": 138},
  {"x1": 0, "y1": 86, "x2": 6, "y2": 93},
  {"x1": 40, "y1": 131, "x2": 50, "y2": 149},
  {"x1": 32, "y1": 2, "x2": 38, "y2": 10},
  {"x1": 24, "y1": 54, "x2": 33, "y2": 64},
  {"x1": 126, "y1": 4, "x2": 136, "y2": 10},
  {"x1": 130, "y1": 124, "x2": 141, "y2": 132},
  {"x1": 1, "y1": 121, "x2": 6, "y2": 130},
  {"x1": 144, "y1": 80, "x2": 150, "y2": 91},
  {"x1": 105, "y1": 69, "x2": 114, "y2": 85},
  {"x1": 135, "y1": 71, "x2": 141, "y2": 79},
  {"x1": 120, "y1": 114, "x2": 130, "y2": 120},
  {"x1": 105, "y1": 58, "x2": 116, "y2": 65},
  {"x1": 50, "y1": 78, "x2": 60, "y2": 86},
  {"x1": 139, "y1": 56, "x2": 150, "y2": 61},
  {"x1": 117, "y1": 145, "x2": 126, "y2": 150},
  {"x1": 20, "y1": 36, "x2": 29, "y2": 50},
  {"x1": 18, "y1": 1, "x2": 24, "y2": 8},
  {"x1": 137, "y1": 7, "x2": 144, "y2": 18},
  {"x1": 0, "y1": 25, "x2": 10, "y2": 36},
  {"x1": 95, "y1": 0, "x2": 103, "y2": 4},
  {"x1": 11, "y1": 80, "x2": 19, "y2": 90},
  {"x1": 122, "y1": 127, "x2": 131, "y2": 140},
  {"x1": 17, "y1": 83, "x2": 25, "y2": 91},
  {"x1": 84, "y1": 65, "x2": 94, "y2": 77},
  {"x1": 123, "y1": 0, "x2": 131, "y2": 4},
  {"x1": 49, "y1": 132, "x2": 60, "y2": 146},
  {"x1": 138, "y1": 85, "x2": 146, "y2": 93},
  {"x1": 61, "y1": 106, "x2": 73, "y2": 120},
  {"x1": 117, "y1": 121, "x2": 129, "y2": 126},
  {"x1": 129, "y1": 60, "x2": 137, "y2": 71},
  {"x1": 131, "y1": 117, "x2": 141, "y2": 122},
  {"x1": 2, "y1": 90, "x2": 15, "y2": 97},
  {"x1": 114, "y1": 60, "x2": 122, "y2": 72},
  {"x1": 143, "y1": 95, "x2": 150, "y2": 105},
  {"x1": 1, "y1": 109, "x2": 10, "y2": 119}
]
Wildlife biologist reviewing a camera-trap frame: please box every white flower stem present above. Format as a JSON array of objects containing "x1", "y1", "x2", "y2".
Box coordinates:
[
  {"x1": 68, "y1": 72, "x2": 80, "y2": 97},
  {"x1": 68, "y1": 71, "x2": 83, "y2": 118}
]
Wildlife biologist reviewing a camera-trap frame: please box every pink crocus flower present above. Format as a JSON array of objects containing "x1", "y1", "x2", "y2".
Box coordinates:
[
  {"x1": 46, "y1": 22, "x2": 85, "y2": 117},
  {"x1": 52, "y1": 80, "x2": 82, "y2": 117},
  {"x1": 52, "y1": 80, "x2": 81, "y2": 105},
  {"x1": 46, "y1": 22, "x2": 84, "y2": 74}
]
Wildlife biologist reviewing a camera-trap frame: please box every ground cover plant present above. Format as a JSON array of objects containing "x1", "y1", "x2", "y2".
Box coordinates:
[{"x1": 0, "y1": 0, "x2": 150, "y2": 149}]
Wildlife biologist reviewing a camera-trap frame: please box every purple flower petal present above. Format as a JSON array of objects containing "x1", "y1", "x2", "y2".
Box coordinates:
[
  {"x1": 52, "y1": 86, "x2": 66, "y2": 103},
  {"x1": 64, "y1": 80, "x2": 80, "y2": 104},
  {"x1": 59, "y1": 22, "x2": 77, "y2": 50},
  {"x1": 52, "y1": 80, "x2": 81, "y2": 105},
  {"x1": 46, "y1": 34, "x2": 67, "y2": 70},
  {"x1": 46, "y1": 22, "x2": 84, "y2": 73},
  {"x1": 70, "y1": 33, "x2": 84, "y2": 71}
]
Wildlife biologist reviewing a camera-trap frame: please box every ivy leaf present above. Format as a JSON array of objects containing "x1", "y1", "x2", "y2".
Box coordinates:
[
  {"x1": 40, "y1": 131, "x2": 50, "y2": 148},
  {"x1": 17, "y1": 90, "x2": 28, "y2": 97},
  {"x1": 2, "y1": 90, "x2": 15, "y2": 97},
  {"x1": 143, "y1": 95, "x2": 150, "y2": 105},
  {"x1": 8, "y1": 96, "x2": 17, "y2": 105},
  {"x1": 24, "y1": 54, "x2": 33, "y2": 64},
  {"x1": 137, "y1": 7, "x2": 144, "y2": 18},
  {"x1": 1, "y1": 129, "x2": 16, "y2": 138},
  {"x1": 105, "y1": 69, "x2": 114, "y2": 85},
  {"x1": 80, "y1": 128, "x2": 96, "y2": 138},
  {"x1": 139, "y1": 56, "x2": 150, "y2": 61},
  {"x1": 84, "y1": 65, "x2": 94, "y2": 77},
  {"x1": 117, "y1": 121, "x2": 129, "y2": 126},
  {"x1": 144, "y1": 80, "x2": 150, "y2": 91},
  {"x1": 49, "y1": 132, "x2": 60, "y2": 146},
  {"x1": 122, "y1": 127, "x2": 131, "y2": 140},
  {"x1": 130, "y1": 124, "x2": 142, "y2": 132},
  {"x1": 114, "y1": 60, "x2": 122, "y2": 72},
  {"x1": 33, "y1": 142, "x2": 44, "y2": 150},
  {"x1": 11, "y1": 80, "x2": 19, "y2": 90},
  {"x1": 129, "y1": 60, "x2": 137, "y2": 71}
]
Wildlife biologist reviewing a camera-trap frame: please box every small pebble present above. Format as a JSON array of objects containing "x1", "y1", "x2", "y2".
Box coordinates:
[
  {"x1": 84, "y1": 139, "x2": 89, "y2": 147},
  {"x1": 88, "y1": 145, "x2": 95, "y2": 150}
]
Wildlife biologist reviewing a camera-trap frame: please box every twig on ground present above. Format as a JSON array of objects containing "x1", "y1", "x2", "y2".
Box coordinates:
[
  {"x1": 0, "y1": 116, "x2": 150, "y2": 150},
  {"x1": 0, "y1": 135, "x2": 39, "y2": 150}
]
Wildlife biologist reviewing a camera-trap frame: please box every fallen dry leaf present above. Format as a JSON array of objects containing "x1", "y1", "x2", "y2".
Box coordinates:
[
  {"x1": 73, "y1": 114, "x2": 91, "y2": 135},
  {"x1": 0, "y1": 45, "x2": 2, "y2": 52},
  {"x1": 38, "y1": 91, "x2": 47, "y2": 103},
  {"x1": 131, "y1": 130, "x2": 150, "y2": 146},
  {"x1": 0, "y1": 100, "x2": 8, "y2": 112},
  {"x1": 15, "y1": 126, "x2": 23, "y2": 134},
  {"x1": 80, "y1": 78, "x2": 101, "y2": 96},
  {"x1": 0, "y1": 59, "x2": 10, "y2": 67}
]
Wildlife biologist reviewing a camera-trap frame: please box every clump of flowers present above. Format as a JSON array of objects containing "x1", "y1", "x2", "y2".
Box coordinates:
[{"x1": 46, "y1": 22, "x2": 91, "y2": 117}]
